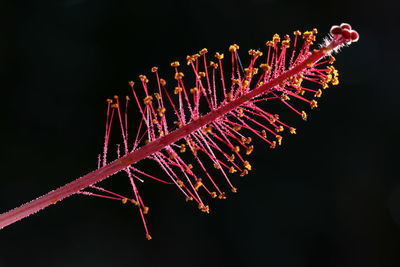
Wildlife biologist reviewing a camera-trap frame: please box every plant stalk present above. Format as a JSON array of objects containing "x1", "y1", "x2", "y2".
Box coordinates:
[{"x1": 0, "y1": 41, "x2": 339, "y2": 229}]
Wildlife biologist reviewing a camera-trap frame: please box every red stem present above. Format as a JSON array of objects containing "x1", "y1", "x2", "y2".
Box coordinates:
[{"x1": 0, "y1": 41, "x2": 340, "y2": 229}]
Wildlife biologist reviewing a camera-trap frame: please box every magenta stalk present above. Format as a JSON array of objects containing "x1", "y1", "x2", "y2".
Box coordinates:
[{"x1": 0, "y1": 30, "x2": 352, "y2": 230}]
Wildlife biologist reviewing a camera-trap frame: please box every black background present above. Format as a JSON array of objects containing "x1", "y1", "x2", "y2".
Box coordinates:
[{"x1": 1, "y1": 0, "x2": 399, "y2": 266}]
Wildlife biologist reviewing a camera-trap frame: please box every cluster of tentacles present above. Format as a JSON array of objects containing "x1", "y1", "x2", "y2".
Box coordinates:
[{"x1": 79, "y1": 25, "x2": 348, "y2": 240}]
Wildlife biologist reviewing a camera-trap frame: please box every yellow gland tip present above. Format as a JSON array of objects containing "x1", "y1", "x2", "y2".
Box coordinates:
[
  {"x1": 157, "y1": 107, "x2": 166, "y2": 117},
  {"x1": 190, "y1": 87, "x2": 199, "y2": 94},
  {"x1": 177, "y1": 180, "x2": 184, "y2": 187},
  {"x1": 174, "y1": 72, "x2": 184, "y2": 80},
  {"x1": 143, "y1": 206, "x2": 149, "y2": 214},
  {"x1": 199, "y1": 204, "x2": 210, "y2": 213},
  {"x1": 260, "y1": 63, "x2": 271, "y2": 72},
  {"x1": 170, "y1": 61, "x2": 180, "y2": 67},
  {"x1": 281, "y1": 93, "x2": 290, "y2": 101},
  {"x1": 199, "y1": 48, "x2": 208, "y2": 55},
  {"x1": 270, "y1": 141, "x2": 276, "y2": 149},
  {"x1": 139, "y1": 75, "x2": 149, "y2": 83},
  {"x1": 229, "y1": 44, "x2": 238, "y2": 52},
  {"x1": 215, "y1": 52, "x2": 224, "y2": 60},
  {"x1": 310, "y1": 100, "x2": 318, "y2": 109},
  {"x1": 301, "y1": 111, "x2": 307, "y2": 120},
  {"x1": 266, "y1": 40, "x2": 274, "y2": 47},
  {"x1": 227, "y1": 92, "x2": 233, "y2": 102},
  {"x1": 233, "y1": 125, "x2": 241, "y2": 131},
  {"x1": 202, "y1": 205, "x2": 210, "y2": 213},
  {"x1": 143, "y1": 96, "x2": 153, "y2": 105},
  {"x1": 186, "y1": 55, "x2": 193, "y2": 65},
  {"x1": 281, "y1": 39, "x2": 290, "y2": 49},
  {"x1": 203, "y1": 126, "x2": 212, "y2": 134},
  {"x1": 240, "y1": 170, "x2": 248, "y2": 177},
  {"x1": 174, "y1": 86, "x2": 182, "y2": 94},
  {"x1": 191, "y1": 53, "x2": 200, "y2": 60},
  {"x1": 160, "y1": 78, "x2": 166, "y2": 86},
  {"x1": 275, "y1": 125, "x2": 284, "y2": 132},
  {"x1": 244, "y1": 161, "x2": 252, "y2": 171},
  {"x1": 276, "y1": 135, "x2": 282, "y2": 146},
  {"x1": 231, "y1": 145, "x2": 240, "y2": 152},
  {"x1": 272, "y1": 34, "x2": 281, "y2": 43},
  {"x1": 194, "y1": 178, "x2": 203, "y2": 191},
  {"x1": 180, "y1": 144, "x2": 186, "y2": 153},
  {"x1": 246, "y1": 145, "x2": 254, "y2": 155},
  {"x1": 209, "y1": 61, "x2": 218, "y2": 69},
  {"x1": 261, "y1": 130, "x2": 267, "y2": 138}
]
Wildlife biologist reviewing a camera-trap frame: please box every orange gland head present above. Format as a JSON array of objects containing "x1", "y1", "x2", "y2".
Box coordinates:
[
  {"x1": 143, "y1": 206, "x2": 149, "y2": 214},
  {"x1": 199, "y1": 48, "x2": 208, "y2": 55},
  {"x1": 244, "y1": 161, "x2": 252, "y2": 171},
  {"x1": 170, "y1": 61, "x2": 180, "y2": 67},
  {"x1": 215, "y1": 52, "x2": 224, "y2": 60},
  {"x1": 194, "y1": 178, "x2": 203, "y2": 191},
  {"x1": 246, "y1": 145, "x2": 254, "y2": 155},
  {"x1": 310, "y1": 100, "x2": 318, "y2": 109}
]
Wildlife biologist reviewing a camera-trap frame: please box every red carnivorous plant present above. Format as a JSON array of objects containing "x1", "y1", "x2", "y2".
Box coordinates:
[{"x1": 0, "y1": 23, "x2": 359, "y2": 240}]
